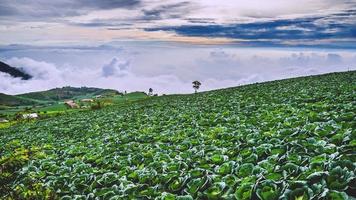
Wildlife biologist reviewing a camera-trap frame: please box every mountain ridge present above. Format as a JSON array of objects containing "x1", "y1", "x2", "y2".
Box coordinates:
[{"x1": 0, "y1": 60, "x2": 32, "y2": 80}]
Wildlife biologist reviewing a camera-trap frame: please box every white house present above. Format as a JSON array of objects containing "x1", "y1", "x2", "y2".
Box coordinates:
[{"x1": 22, "y1": 113, "x2": 38, "y2": 119}]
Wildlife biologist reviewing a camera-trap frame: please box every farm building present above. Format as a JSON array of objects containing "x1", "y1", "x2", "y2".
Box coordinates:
[{"x1": 64, "y1": 100, "x2": 79, "y2": 109}]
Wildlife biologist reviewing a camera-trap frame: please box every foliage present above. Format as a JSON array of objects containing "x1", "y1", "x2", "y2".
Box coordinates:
[
  {"x1": 0, "y1": 93, "x2": 37, "y2": 107},
  {"x1": 17, "y1": 86, "x2": 119, "y2": 102},
  {"x1": 0, "y1": 71, "x2": 355, "y2": 199},
  {"x1": 0, "y1": 91, "x2": 148, "y2": 121},
  {"x1": 192, "y1": 81, "x2": 201, "y2": 93}
]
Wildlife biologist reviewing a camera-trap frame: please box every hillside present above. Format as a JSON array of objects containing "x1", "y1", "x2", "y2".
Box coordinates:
[
  {"x1": 16, "y1": 86, "x2": 120, "y2": 102},
  {"x1": 0, "y1": 93, "x2": 37, "y2": 106},
  {"x1": 0, "y1": 71, "x2": 355, "y2": 199},
  {"x1": 0, "y1": 60, "x2": 32, "y2": 80},
  {"x1": 0, "y1": 86, "x2": 121, "y2": 107}
]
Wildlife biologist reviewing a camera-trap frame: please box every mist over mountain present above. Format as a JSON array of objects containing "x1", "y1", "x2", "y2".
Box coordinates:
[{"x1": 0, "y1": 60, "x2": 32, "y2": 80}]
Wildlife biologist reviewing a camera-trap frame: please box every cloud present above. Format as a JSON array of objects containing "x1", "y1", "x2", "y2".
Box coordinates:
[
  {"x1": 210, "y1": 49, "x2": 235, "y2": 59},
  {"x1": 278, "y1": 52, "x2": 347, "y2": 69},
  {"x1": 327, "y1": 53, "x2": 342, "y2": 64},
  {"x1": 0, "y1": 45, "x2": 355, "y2": 95},
  {"x1": 1, "y1": 0, "x2": 355, "y2": 47},
  {"x1": 102, "y1": 58, "x2": 130, "y2": 77},
  {"x1": 70, "y1": 1, "x2": 195, "y2": 29},
  {"x1": 145, "y1": 10, "x2": 356, "y2": 47},
  {"x1": 6, "y1": 57, "x2": 62, "y2": 80},
  {"x1": 141, "y1": 1, "x2": 193, "y2": 21},
  {"x1": 0, "y1": 0, "x2": 141, "y2": 19},
  {"x1": 0, "y1": 57, "x2": 64, "y2": 93},
  {"x1": 0, "y1": 56, "x2": 188, "y2": 94}
]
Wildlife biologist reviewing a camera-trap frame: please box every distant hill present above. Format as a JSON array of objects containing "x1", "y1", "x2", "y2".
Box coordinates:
[
  {"x1": 0, "y1": 61, "x2": 32, "y2": 80},
  {"x1": 0, "y1": 93, "x2": 37, "y2": 106},
  {"x1": 16, "y1": 86, "x2": 121, "y2": 102},
  {"x1": 0, "y1": 87, "x2": 121, "y2": 107}
]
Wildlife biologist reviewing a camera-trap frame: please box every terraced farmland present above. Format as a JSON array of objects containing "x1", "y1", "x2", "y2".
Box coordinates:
[{"x1": 0, "y1": 71, "x2": 355, "y2": 199}]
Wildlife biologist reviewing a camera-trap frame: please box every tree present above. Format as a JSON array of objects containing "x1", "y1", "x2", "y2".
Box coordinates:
[
  {"x1": 148, "y1": 88, "x2": 153, "y2": 96},
  {"x1": 192, "y1": 81, "x2": 201, "y2": 93}
]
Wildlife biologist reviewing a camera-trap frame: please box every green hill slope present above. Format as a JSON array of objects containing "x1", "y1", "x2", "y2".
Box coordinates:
[
  {"x1": 17, "y1": 86, "x2": 120, "y2": 102},
  {"x1": 0, "y1": 86, "x2": 121, "y2": 107},
  {"x1": 0, "y1": 93, "x2": 37, "y2": 106},
  {"x1": 0, "y1": 71, "x2": 355, "y2": 199}
]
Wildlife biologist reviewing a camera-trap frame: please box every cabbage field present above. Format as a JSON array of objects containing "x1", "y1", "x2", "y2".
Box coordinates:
[{"x1": 1, "y1": 71, "x2": 355, "y2": 199}]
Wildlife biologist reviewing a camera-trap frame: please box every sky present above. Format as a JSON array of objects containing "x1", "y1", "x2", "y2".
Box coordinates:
[{"x1": 0, "y1": 0, "x2": 355, "y2": 94}]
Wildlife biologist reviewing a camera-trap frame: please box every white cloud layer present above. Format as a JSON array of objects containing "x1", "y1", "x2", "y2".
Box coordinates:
[{"x1": 0, "y1": 44, "x2": 355, "y2": 95}]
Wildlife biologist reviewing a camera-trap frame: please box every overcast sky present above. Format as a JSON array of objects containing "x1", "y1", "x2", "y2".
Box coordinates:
[
  {"x1": 1, "y1": 0, "x2": 356, "y2": 46},
  {"x1": 0, "y1": 1, "x2": 355, "y2": 94}
]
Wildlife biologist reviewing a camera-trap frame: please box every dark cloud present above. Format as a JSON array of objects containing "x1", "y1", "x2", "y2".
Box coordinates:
[
  {"x1": 185, "y1": 18, "x2": 216, "y2": 24},
  {"x1": 106, "y1": 27, "x2": 133, "y2": 30},
  {"x1": 70, "y1": 2, "x2": 194, "y2": 28},
  {"x1": 73, "y1": 21, "x2": 134, "y2": 27},
  {"x1": 145, "y1": 9, "x2": 356, "y2": 47},
  {"x1": 1, "y1": 0, "x2": 355, "y2": 49},
  {"x1": 0, "y1": 0, "x2": 193, "y2": 23},
  {"x1": 146, "y1": 15, "x2": 355, "y2": 40},
  {"x1": 0, "y1": 4, "x2": 17, "y2": 16},
  {"x1": 82, "y1": 0, "x2": 141, "y2": 9},
  {"x1": 0, "y1": 0, "x2": 141, "y2": 20},
  {"x1": 141, "y1": 1, "x2": 192, "y2": 20}
]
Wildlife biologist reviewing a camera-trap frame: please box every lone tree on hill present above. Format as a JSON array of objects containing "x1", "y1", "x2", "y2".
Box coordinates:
[
  {"x1": 192, "y1": 81, "x2": 201, "y2": 93},
  {"x1": 148, "y1": 88, "x2": 153, "y2": 96}
]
